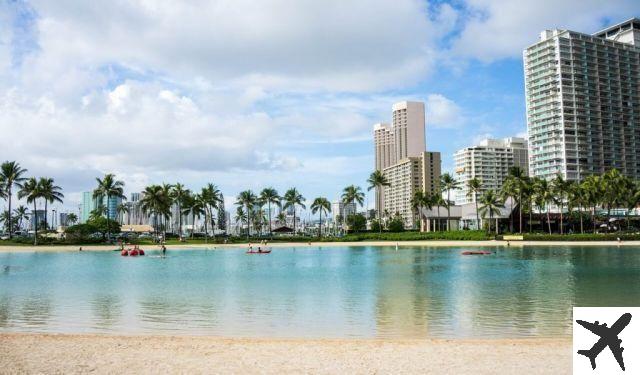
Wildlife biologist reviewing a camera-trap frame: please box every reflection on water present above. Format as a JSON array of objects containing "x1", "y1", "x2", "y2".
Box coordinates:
[
  {"x1": 91, "y1": 294, "x2": 122, "y2": 330},
  {"x1": 1, "y1": 246, "x2": 640, "y2": 338}
]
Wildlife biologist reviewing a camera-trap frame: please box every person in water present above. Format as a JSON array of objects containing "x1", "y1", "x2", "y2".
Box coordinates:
[{"x1": 162, "y1": 244, "x2": 167, "y2": 256}]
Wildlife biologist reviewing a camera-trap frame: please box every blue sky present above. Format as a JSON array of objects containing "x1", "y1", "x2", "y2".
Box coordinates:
[{"x1": 1, "y1": 0, "x2": 639, "y2": 214}]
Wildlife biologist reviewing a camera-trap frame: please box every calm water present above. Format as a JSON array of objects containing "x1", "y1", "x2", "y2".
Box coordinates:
[{"x1": 1, "y1": 246, "x2": 640, "y2": 339}]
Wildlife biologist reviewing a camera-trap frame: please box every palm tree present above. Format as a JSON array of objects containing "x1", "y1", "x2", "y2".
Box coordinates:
[
  {"x1": 18, "y1": 178, "x2": 41, "y2": 245},
  {"x1": 310, "y1": 197, "x2": 331, "y2": 238},
  {"x1": 13, "y1": 205, "x2": 29, "y2": 230},
  {"x1": 201, "y1": 183, "x2": 222, "y2": 239},
  {"x1": 622, "y1": 179, "x2": 640, "y2": 230},
  {"x1": 500, "y1": 177, "x2": 519, "y2": 233},
  {"x1": 567, "y1": 182, "x2": 585, "y2": 234},
  {"x1": 479, "y1": 189, "x2": 504, "y2": 235},
  {"x1": 440, "y1": 173, "x2": 460, "y2": 231},
  {"x1": 283, "y1": 188, "x2": 306, "y2": 235},
  {"x1": 582, "y1": 175, "x2": 602, "y2": 233},
  {"x1": 235, "y1": 206, "x2": 248, "y2": 234},
  {"x1": 116, "y1": 203, "x2": 130, "y2": 225},
  {"x1": 1, "y1": 161, "x2": 28, "y2": 238},
  {"x1": 236, "y1": 190, "x2": 257, "y2": 239},
  {"x1": 171, "y1": 183, "x2": 190, "y2": 238},
  {"x1": 411, "y1": 190, "x2": 433, "y2": 232},
  {"x1": 533, "y1": 178, "x2": 554, "y2": 234},
  {"x1": 367, "y1": 171, "x2": 390, "y2": 229},
  {"x1": 507, "y1": 167, "x2": 527, "y2": 233},
  {"x1": 93, "y1": 174, "x2": 126, "y2": 240},
  {"x1": 432, "y1": 191, "x2": 445, "y2": 231},
  {"x1": 66, "y1": 212, "x2": 78, "y2": 226},
  {"x1": 467, "y1": 177, "x2": 482, "y2": 230},
  {"x1": 182, "y1": 193, "x2": 205, "y2": 239},
  {"x1": 551, "y1": 174, "x2": 570, "y2": 234},
  {"x1": 38, "y1": 177, "x2": 64, "y2": 230},
  {"x1": 259, "y1": 188, "x2": 280, "y2": 237},
  {"x1": 341, "y1": 185, "x2": 364, "y2": 232},
  {"x1": 140, "y1": 185, "x2": 172, "y2": 241}
]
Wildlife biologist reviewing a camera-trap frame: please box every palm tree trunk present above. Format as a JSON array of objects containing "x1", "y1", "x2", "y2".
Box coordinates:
[
  {"x1": 546, "y1": 207, "x2": 551, "y2": 234},
  {"x1": 436, "y1": 207, "x2": 441, "y2": 231},
  {"x1": 293, "y1": 209, "x2": 296, "y2": 235},
  {"x1": 559, "y1": 202, "x2": 564, "y2": 234},
  {"x1": 106, "y1": 194, "x2": 111, "y2": 242},
  {"x1": 33, "y1": 200, "x2": 38, "y2": 245},
  {"x1": 529, "y1": 201, "x2": 533, "y2": 233},
  {"x1": 592, "y1": 205, "x2": 596, "y2": 233},
  {"x1": 579, "y1": 205, "x2": 584, "y2": 234},
  {"x1": 246, "y1": 204, "x2": 251, "y2": 240},
  {"x1": 474, "y1": 192, "x2": 479, "y2": 230},
  {"x1": 319, "y1": 210, "x2": 322, "y2": 238},
  {"x1": 509, "y1": 199, "x2": 514, "y2": 233},
  {"x1": 446, "y1": 190, "x2": 451, "y2": 231},
  {"x1": 268, "y1": 202, "x2": 272, "y2": 237},
  {"x1": 7, "y1": 187, "x2": 12, "y2": 239},
  {"x1": 178, "y1": 202, "x2": 182, "y2": 239},
  {"x1": 518, "y1": 192, "x2": 523, "y2": 233},
  {"x1": 191, "y1": 212, "x2": 195, "y2": 239},
  {"x1": 44, "y1": 200, "x2": 48, "y2": 231},
  {"x1": 204, "y1": 211, "x2": 208, "y2": 243}
]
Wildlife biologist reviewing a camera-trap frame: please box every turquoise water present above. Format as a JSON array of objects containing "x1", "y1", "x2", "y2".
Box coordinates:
[{"x1": 1, "y1": 246, "x2": 640, "y2": 339}]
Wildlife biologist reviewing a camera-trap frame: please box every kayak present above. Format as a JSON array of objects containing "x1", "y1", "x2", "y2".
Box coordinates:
[
  {"x1": 461, "y1": 250, "x2": 492, "y2": 255},
  {"x1": 246, "y1": 250, "x2": 272, "y2": 254}
]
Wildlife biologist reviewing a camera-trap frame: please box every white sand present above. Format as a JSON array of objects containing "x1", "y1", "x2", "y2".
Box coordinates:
[
  {"x1": 0, "y1": 333, "x2": 571, "y2": 374},
  {"x1": 0, "y1": 240, "x2": 639, "y2": 253}
]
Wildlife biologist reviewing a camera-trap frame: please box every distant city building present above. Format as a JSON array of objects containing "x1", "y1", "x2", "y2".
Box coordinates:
[
  {"x1": 30, "y1": 210, "x2": 46, "y2": 230},
  {"x1": 454, "y1": 137, "x2": 529, "y2": 204},
  {"x1": 59, "y1": 212, "x2": 70, "y2": 227},
  {"x1": 331, "y1": 200, "x2": 356, "y2": 221},
  {"x1": 524, "y1": 18, "x2": 640, "y2": 181},
  {"x1": 80, "y1": 191, "x2": 122, "y2": 222},
  {"x1": 383, "y1": 151, "x2": 441, "y2": 228}
]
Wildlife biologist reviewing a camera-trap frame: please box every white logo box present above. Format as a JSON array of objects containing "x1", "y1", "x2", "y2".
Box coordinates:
[{"x1": 573, "y1": 307, "x2": 640, "y2": 374}]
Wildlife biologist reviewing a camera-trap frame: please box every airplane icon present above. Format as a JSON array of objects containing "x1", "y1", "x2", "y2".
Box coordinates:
[{"x1": 576, "y1": 312, "x2": 632, "y2": 371}]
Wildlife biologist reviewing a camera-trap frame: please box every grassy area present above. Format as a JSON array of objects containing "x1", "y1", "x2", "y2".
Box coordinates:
[
  {"x1": 3, "y1": 230, "x2": 640, "y2": 247},
  {"x1": 522, "y1": 233, "x2": 640, "y2": 241}
]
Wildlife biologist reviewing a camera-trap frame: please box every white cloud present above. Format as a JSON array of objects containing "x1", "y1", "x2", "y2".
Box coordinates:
[
  {"x1": 426, "y1": 94, "x2": 464, "y2": 128},
  {"x1": 452, "y1": 0, "x2": 639, "y2": 62}
]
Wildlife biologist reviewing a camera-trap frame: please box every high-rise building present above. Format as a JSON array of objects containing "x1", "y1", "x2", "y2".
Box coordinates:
[
  {"x1": 383, "y1": 151, "x2": 441, "y2": 228},
  {"x1": 80, "y1": 191, "x2": 122, "y2": 222},
  {"x1": 373, "y1": 101, "x2": 429, "y2": 216},
  {"x1": 392, "y1": 101, "x2": 426, "y2": 161},
  {"x1": 331, "y1": 200, "x2": 356, "y2": 220},
  {"x1": 373, "y1": 123, "x2": 396, "y2": 171},
  {"x1": 524, "y1": 19, "x2": 640, "y2": 181},
  {"x1": 454, "y1": 137, "x2": 529, "y2": 204}
]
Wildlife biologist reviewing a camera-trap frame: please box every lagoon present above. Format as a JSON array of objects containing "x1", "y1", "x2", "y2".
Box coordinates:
[{"x1": 1, "y1": 245, "x2": 639, "y2": 339}]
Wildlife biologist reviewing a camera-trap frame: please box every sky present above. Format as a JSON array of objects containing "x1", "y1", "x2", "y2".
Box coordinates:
[{"x1": 1, "y1": 0, "x2": 639, "y2": 215}]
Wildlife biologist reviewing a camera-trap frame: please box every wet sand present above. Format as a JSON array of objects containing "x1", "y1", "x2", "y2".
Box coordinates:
[{"x1": 0, "y1": 333, "x2": 571, "y2": 374}]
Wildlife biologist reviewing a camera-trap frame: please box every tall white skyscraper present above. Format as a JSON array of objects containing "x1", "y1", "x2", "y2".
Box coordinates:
[
  {"x1": 373, "y1": 123, "x2": 395, "y2": 171},
  {"x1": 524, "y1": 18, "x2": 640, "y2": 181}
]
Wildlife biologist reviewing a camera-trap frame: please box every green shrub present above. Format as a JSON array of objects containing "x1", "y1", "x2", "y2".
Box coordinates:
[{"x1": 523, "y1": 233, "x2": 640, "y2": 241}]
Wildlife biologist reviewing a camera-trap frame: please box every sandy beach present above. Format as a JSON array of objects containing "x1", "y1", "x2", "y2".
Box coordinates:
[
  {"x1": 0, "y1": 240, "x2": 639, "y2": 253},
  {"x1": 0, "y1": 333, "x2": 571, "y2": 374}
]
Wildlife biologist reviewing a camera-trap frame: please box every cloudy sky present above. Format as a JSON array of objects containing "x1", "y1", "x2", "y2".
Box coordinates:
[{"x1": 1, "y1": 0, "x2": 639, "y2": 213}]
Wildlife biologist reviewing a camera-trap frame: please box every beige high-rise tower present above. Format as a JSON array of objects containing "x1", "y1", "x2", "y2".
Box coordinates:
[
  {"x1": 373, "y1": 101, "x2": 439, "y2": 229},
  {"x1": 393, "y1": 101, "x2": 426, "y2": 161}
]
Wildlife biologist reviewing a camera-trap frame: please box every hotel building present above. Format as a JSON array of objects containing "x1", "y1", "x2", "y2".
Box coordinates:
[
  {"x1": 454, "y1": 137, "x2": 528, "y2": 204},
  {"x1": 524, "y1": 18, "x2": 640, "y2": 181},
  {"x1": 383, "y1": 151, "x2": 441, "y2": 228},
  {"x1": 373, "y1": 101, "x2": 441, "y2": 228}
]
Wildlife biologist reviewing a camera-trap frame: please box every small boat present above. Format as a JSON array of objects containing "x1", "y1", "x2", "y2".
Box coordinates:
[
  {"x1": 129, "y1": 249, "x2": 139, "y2": 256},
  {"x1": 461, "y1": 250, "x2": 492, "y2": 255},
  {"x1": 121, "y1": 250, "x2": 129, "y2": 256},
  {"x1": 246, "y1": 249, "x2": 272, "y2": 254},
  {"x1": 138, "y1": 249, "x2": 145, "y2": 256}
]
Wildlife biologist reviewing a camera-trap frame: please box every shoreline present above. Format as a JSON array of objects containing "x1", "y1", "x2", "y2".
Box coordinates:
[
  {"x1": 0, "y1": 239, "x2": 639, "y2": 253},
  {"x1": 0, "y1": 333, "x2": 571, "y2": 374}
]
